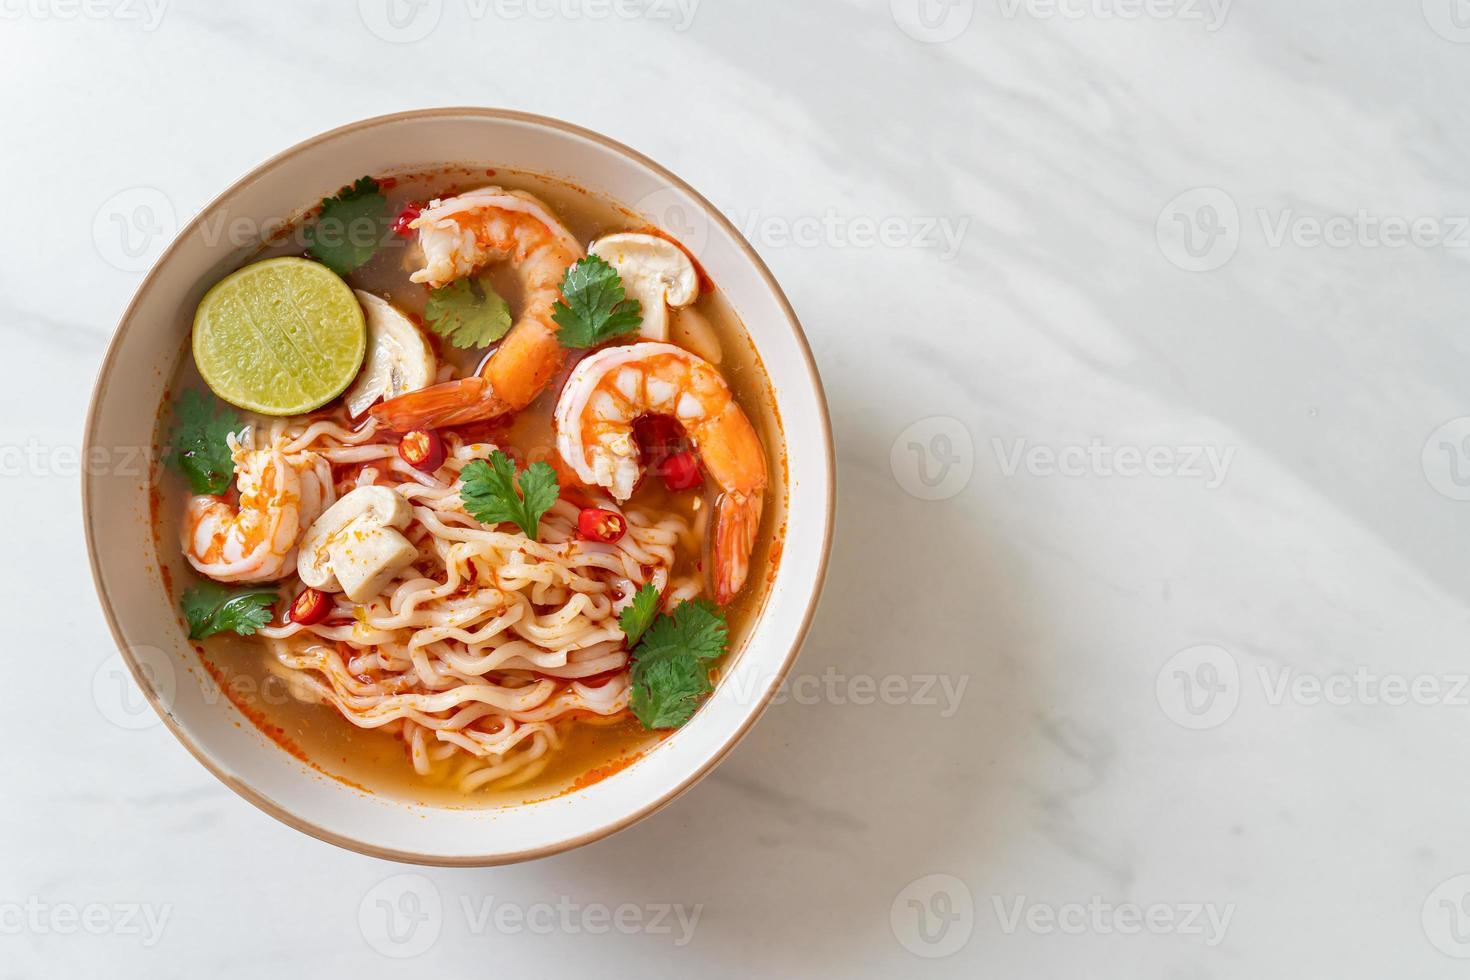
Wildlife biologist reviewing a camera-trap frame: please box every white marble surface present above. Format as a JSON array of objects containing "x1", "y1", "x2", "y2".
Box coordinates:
[{"x1": 7, "y1": 0, "x2": 1470, "y2": 974}]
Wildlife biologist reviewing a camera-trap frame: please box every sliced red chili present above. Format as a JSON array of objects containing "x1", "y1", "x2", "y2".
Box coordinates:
[
  {"x1": 289, "y1": 588, "x2": 331, "y2": 626},
  {"x1": 392, "y1": 202, "x2": 424, "y2": 238},
  {"x1": 634, "y1": 414, "x2": 685, "y2": 467},
  {"x1": 398, "y1": 429, "x2": 445, "y2": 472},
  {"x1": 660, "y1": 450, "x2": 703, "y2": 491},
  {"x1": 578, "y1": 507, "x2": 628, "y2": 543}
]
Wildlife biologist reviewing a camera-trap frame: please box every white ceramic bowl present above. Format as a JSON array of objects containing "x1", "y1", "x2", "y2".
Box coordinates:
[{"x1": 83, "y1": 109, "x2": 834, "y2": 865}]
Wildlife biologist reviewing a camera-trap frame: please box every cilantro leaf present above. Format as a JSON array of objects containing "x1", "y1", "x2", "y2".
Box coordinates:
[
  {"x1": 165, "y1": 389, "x2": 240, "y2": 495},
  {"x1": 618, "y1": 583, "x2": 661, "y2": 648},
  {"x1": 306, "y1": 176, "x2": 389, "y2": 275},
  {"x1": 181, "y1": 581, "x2": 278, "y2": 639},
  {"x1": 630, "y1": 647, "x2": 711, "y2": 730},
  {"x1": 458, "y1": 450, "x2": 559, "y2": 540},
  {"x1": 637, "y1": 599, "x2": 728, "y2": 664},
  {"x1": 552, "y1": 254, "x2": 643, "y2": 349},
  {"x1": 424, "y1": 275, "x2": 512, "y2": 349},
  {"x1": 627, "y1": 598, "x2": 728, "y2": 730}
]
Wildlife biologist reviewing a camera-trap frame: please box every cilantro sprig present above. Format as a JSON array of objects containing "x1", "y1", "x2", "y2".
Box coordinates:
[
  {"x1": 458, "y1": 450, "x2": 559, "y2": 540},
  {"x1": 165, "y1": 389, "x2": 240, "y2": 495},
  {"x1": 424, "y1": 275, "x2": 513, "y2": 349},
  {"x1": 627, "y1": 597, "x2": 728, "y2": 730},
  {"x1": 181, "y1": 581, "x2": 278, "y2": 640},
  {"x1": 618, "y1": 583, "x2": 661, "y2": 649},
  {"x1": 553, "y1": 254, "x2": 643, "y2": 349},
  {"x1": 631, "y1": 653, "x2": 711, "y2": 731},
  {"x1": 306, "y1": 176, "x2": 389, "y2": 275}
]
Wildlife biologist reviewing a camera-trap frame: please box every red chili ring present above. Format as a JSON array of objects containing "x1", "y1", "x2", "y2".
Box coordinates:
[
  {"x1": 398, "y1": 429, "x2": 446, "y2": 472},
  {"x1": 392, "y1": 202, "x2": 423, "y2": 238},
  {"x1": 660, "y1": 450, "x2": 703, "y2": 491},
  {"x1": 289, "y1": 588, "x2": 331, "y2": 626},
  {"x1": 578, "y1": 507, "x2": 628, "y2": 543}
]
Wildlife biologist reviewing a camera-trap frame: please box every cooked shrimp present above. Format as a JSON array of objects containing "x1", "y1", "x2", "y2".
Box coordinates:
[
  {"x1": 554, "y1": 342, "x2": 767, "y2": 604},
  {"x1": 182, "y1": 432, "x2": 325, "y2": 583},
  {"x1": 369, "y1": 188, "x2": 583, "y2": 430}
]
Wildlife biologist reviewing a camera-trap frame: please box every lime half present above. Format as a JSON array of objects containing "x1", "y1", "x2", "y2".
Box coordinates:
[{"x1": 192, "y1": 257, "x2": 367, "y2": 415}]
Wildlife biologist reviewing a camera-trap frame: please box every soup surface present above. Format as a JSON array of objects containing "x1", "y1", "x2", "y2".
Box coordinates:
[{"x1": 151, "y1": 166, "x2": 784, "y2": 806}]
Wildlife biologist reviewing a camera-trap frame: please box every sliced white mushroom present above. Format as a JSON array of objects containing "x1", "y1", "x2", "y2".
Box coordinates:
[
  {"x1": 297, "y1": 486, "x2": 417, "y2": 602},
  {"x1": 343, "y1": 291, "x2": 437, "y2": 418},
  {"x1": 587, "y1": 233, "x2": 699, "y2": 342}
]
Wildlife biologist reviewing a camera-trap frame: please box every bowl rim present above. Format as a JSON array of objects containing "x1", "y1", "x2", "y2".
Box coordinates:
[{"x1": 82, "y1": 107, "x2": 836, "y2": 866}]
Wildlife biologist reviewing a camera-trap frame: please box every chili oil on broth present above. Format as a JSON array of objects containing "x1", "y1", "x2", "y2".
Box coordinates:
[{"x1": 149, "y1": 165, "x2": 787, "y2": 807}]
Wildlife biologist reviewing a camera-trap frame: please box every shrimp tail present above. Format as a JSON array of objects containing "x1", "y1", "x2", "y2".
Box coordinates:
[
  {"x1": 369, "y1": 376, "x2": 504, "y2": 432},
  {"x1": 711, "y1": 490, "x2": 763, "y2": 605}
]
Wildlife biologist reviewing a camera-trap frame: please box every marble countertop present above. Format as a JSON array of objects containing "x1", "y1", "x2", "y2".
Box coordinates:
[{"x1": 7, "y1": 0, "x2": 1470, "y2": 975}]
